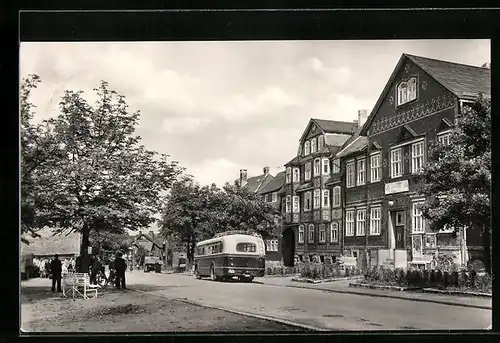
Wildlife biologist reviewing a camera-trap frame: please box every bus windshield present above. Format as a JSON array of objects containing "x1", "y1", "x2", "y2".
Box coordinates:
[{"x1": 236, "y1": 243, "x2": 256, "y2": 253}]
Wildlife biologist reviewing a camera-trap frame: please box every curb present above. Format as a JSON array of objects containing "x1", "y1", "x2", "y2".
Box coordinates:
[
  {"x1": 349, "y1": 283, "x2": 421, "y2": 292},
  {"x1": 130, "y1": 288, "x2": 325, "y2": 331},
  {"x1": 292, "y1": 276, "x2": 364, "y2": 284},
  {"x1": 422, "y1": 288, "x2": 492, "y2": 298}
]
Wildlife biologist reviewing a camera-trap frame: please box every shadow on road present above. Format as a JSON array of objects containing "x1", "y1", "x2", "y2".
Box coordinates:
[{"x1": 21, "y1": 286, "x2": 60, "y2": 303}]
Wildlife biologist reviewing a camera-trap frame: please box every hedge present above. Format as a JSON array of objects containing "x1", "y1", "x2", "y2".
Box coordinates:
[{"x1": 297, "y1": 262, "x2": 364, "y2": 280}]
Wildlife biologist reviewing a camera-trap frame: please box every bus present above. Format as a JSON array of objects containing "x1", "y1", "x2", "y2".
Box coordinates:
[{"x1": 193, "y1": 231, "x2": 266, "y2": 282}]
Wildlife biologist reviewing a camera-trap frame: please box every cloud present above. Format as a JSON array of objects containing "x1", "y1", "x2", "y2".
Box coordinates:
[{"x1": 161, "y1": 117, "x2": 211, "y2": 135}]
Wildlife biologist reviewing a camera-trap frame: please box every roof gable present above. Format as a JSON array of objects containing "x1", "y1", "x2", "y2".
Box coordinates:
[
  {"x1": 258, "y1": 171, "x2": 286, "y2": 195},
  {"x1": 299, "y1": 118, "x2": 358, "y2": 143},
  {"x1": 335, "y1": 136, "x2": 369, "y2": 159},
  {"x1": 437, "y1": 117, "x2": 454, "y2": 132},
  {"x1": 395, "y1": 124, "x2": 418, "y2": 144}
]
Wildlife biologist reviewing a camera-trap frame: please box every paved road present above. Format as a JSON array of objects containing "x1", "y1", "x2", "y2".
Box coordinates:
[{"x1": 126, "y1": 271, "x2": 491, "y2": 331}]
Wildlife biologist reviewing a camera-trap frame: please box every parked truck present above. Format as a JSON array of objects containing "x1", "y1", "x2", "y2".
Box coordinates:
[{"x1": 144, "y1": 256, "x2": 162, "y2": 273}]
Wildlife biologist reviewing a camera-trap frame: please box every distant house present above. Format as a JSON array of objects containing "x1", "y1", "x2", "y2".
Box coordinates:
[
  {"x1": 20, "y1": 228, "x2": 81, "y2": 259},
  {"x1": 129, "y1": 230, "x2": 166, "y2": 264},
  {"x1": 235, "y1": 166, "x2": 274, "y2": 193}
]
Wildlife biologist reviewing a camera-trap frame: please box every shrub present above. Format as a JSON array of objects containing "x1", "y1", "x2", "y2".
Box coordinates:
[
  {"x1": 436, "y1": 270, "x2": 444, "y2": 288},
  {"x1": 311, "y1": 264, "x2": 320, "y2": 279},
  {"x1": 422, "y1": 269, "x2": 430, "y2": 288},
  {"x1": 450, "y1": 271, "x2": 459, "y2": 287},
  {"x1": 469, "y1": 269, "x2": 478, "y2": 289},
  {"x1": 345, "y1": 266, "x2": 351, "y2": 277},
  {"x1": 430, "y1": 269, "x2": 436, "y2": 287},
  {"x1": 458, "y1": 269, "x2": 468, "y2": 288},
  {"x1": 397, "y1": 268, "x2": 406, "y2": 286},
  {"x1": 475, "y1": 274, "x2": 492, "y2": 293},
  {"x1": 443, "y1": 271, "x2": 449, "y2": 288}
]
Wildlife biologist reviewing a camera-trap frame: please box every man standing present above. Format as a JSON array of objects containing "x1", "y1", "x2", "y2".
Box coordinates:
[
  {"x1": 113, "y1": 252, "x2": 127, "y2": 289},
  {"x1": 90, "y1": 256, "x2": 102, "y2": 285},
  {"x1": 50, "y1": 254, "x2": 62, "y2": 292}
]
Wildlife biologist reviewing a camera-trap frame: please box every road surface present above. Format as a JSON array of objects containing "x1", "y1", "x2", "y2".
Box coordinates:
[{"x1": 126, "y1": 271, "x2": 491, "y2": 331}]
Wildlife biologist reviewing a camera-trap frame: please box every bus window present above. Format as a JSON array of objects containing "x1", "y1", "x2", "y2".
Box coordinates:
[{"x1": 236, "y1": 243, "x2": 256, "y2": 253}]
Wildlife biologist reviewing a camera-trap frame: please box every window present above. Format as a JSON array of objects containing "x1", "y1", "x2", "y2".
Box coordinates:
[
  {"x1": 322, "y1": 158, "x2": 330, "y2": 175},
  {"x1": 438, "y1": 132, "x2": 451, "y2": 146},
  {"x1": 319, "y1": 225, "x2": 326, "y2": 243},
  {"x1": 397, "y1": 76, "x2": 417, "y2": 106},
  {"x1": 356, "y1": 209, "x2": 366, "y2": 236},
  {"x1": 332, "y1": 159, "x2": 340, "y2": 174},
  {"x1": 318, "y1": 135, "x2": 324, "y2": 151},
  {"x1": 266, "y1": 240, "x2": 272, "y2": 252},
  {"x1": 346, "y1": 161, "x2": 355, "y2": 187},
  {"x1": 332, "y1": 186, "x2": 341, "y2": 207},
  {"x1": 266, "y1": 239, "x2": 278, "y2": 252},
  {"x1": 411, "y1": 141, "x2": 424, "y2": 174},
  {"x1": 346, "y1": 211, "x2": 355, "y2": 236},
  {"x1": 357, "y1": 158, "x2": 366, "y2": 185},
  {"x1": 304, "y1": 141, "x2": 311, "y2": 156},
  {"x1": 370, "y1": 153, "x2": 381, "y2": 182},
  {"x1": 236, "y1": 243, "x2": 256, "y2": 253},
  {"x1": 286, "y1": 195, "x2": 291, "y2": 213},
  {"x1": 308, "y1": 224, "x2": 315, "y2": 243},
  {"x1": 304, "y1": 191, "x2": 312, "y2": 211},
  {"x1": 322, "y1": 189, "x2": 330, "y2": 207},
  {"x1": 314, "y1": 158, "x2": 321, "y2": 176},
  {"x1": 293, "y1": 195, "x2": 300, "y2": 213},
  {"x1": 292, "y1": 168, "x2": 300, "y2": 183},
  {"x1": 313, "y1": 189, "x2": 321, "y2": 209},
  {"x1": 286, "y1": 167, "x2": 292, "y2": 184},
  {"x1": 351, "y1": 249, "x2": 359, "y2": 258},
  {"x1": 311, "y1": 137, "x2": 317, "y2": 154},
  {"x1": 330, "y1": 223, "x2": 339, "y2": 242},
  {"x1": 281, "y1": 198, "x2": 286, "y2": 213},
  {"x1": 390, "y1": 148, "x2": 402, "y2": 178},
  {"x1": 425, "y1": 233, "x2": 437, "y2": 249},
  {"x1": 272, "y1": 192, "x2": 278, "y2": 203},
  {"x1": 298, "y1": 225, "x2": 304, "y2": 243},
  {"x1": 304, "y1": 162, "x2": 311, "y2": 181},
  {"x1": 395, "y1": 211, "x2": 405, "y2": 226},
  {"x1": 370, "y1": 207, "x2": 381, "y2": 235},
  {"x1": 412, "y1": 202, "x2": 425, "y2": 233}
]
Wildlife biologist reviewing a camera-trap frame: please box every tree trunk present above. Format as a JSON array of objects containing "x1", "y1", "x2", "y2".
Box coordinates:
[
  {"x1": 483, "y1": 225, "x2": 491, "y2": 275},
  {"x1": 79, "y1": 223, "x2": 91, "y2": 273}
]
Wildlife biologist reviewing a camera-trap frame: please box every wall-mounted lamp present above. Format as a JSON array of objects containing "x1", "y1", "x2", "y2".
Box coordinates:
[{"x1": 388, "y1": 201, "x2": 394, "y2": 206}]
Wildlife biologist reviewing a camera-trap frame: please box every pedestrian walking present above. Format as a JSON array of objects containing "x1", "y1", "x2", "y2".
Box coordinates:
[
  {"x1": 50, "y1": 254, "x2": 62, "y2": 292},
  {"x1": 113, "y1": 252, "x2": 127, "y2": 289},
  {"x1": 90, "y1": 256, "x2": 102, "y2": 285}
]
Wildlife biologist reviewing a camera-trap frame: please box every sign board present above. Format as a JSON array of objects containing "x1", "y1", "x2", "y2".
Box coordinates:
[
  {"x1": 342, "y1": 256, "x2": 357, "y2": 267},
  {"x1": 385, "y1": 180, "x2": 409, "y2": 195}
]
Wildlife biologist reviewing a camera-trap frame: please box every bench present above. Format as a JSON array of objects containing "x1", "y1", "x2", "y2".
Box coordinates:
[{"x1": 62, "y1": 272, "x2": 99, "y2": 299}]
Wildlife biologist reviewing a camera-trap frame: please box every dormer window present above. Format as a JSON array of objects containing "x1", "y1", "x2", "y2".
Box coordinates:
[
  {"x1": 304, "y1": 141, "x2": 311, "y2": 156},
  {"x1": 397, "y1": 76, "x2": 417, "y2": 106},
  {"x1": 311, "y1": 138, "x2": 317, "y2": 154}
]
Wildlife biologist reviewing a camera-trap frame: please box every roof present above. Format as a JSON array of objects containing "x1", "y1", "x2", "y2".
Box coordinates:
[
  {"x1": 21, "y1": 230, "x2": 81, "y2": 257},
  {"x1": 131, "y1": 232, "x2": 163, "y2": 249},
  {"x1": 312, "y1": 119, "x2": 359, "y2": 134},
  {"x1": 258, "y1": 171, "x2": 286, "y2": 195},
  {"x1": 324, "y1": 133, "x2": 354, "y2": 147},
  {"x1": 236, "y1": 172, "x2": 274, "y2": 193},
  {"x1": 361, "y1": 53, "x2": 491, "y2": 136},
  {"x1": 327, "y1": 145, "x2": 341, "y2": 155},
  {"x1": 405, "y1": 54, "x2": 491, "y2": 99},
  {"x1": 284, "y1": 156, "x2": 300, "y2": 166},
  {"x1": 336, "y1": 136, "x2": 369, "y2": 159}
]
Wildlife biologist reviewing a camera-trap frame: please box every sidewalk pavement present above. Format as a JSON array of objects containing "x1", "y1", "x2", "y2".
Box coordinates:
[{"x1": 255, "y1": 276, "x2": 492, "y2": 310}]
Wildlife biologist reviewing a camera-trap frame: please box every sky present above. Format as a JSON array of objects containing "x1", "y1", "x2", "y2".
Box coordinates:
[{"x1": 20, "y1": 40, "x2": 490, "y2": 187}]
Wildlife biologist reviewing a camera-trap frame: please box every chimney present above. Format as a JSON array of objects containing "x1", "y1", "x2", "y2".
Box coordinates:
[
  {"x1": 358, "y1": 109, "x2": 368, "y2": 127},
  {"x1": 263, "y1": 166, "x2": 270, "y2": 175},
  {"x1": 239, "y1": 169, "x2": 248, "y2": 187}
]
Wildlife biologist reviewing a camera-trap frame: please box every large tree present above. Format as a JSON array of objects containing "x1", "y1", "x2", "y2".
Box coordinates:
[
  {"x1": 418, "y1": 95, "x2": 491, "y2": 273},
  {"x1": 22, "y1": 79, "x2": 183, "y2": 271},
  {"x1": 160, "y1": 178, "x2": 279, "y2": 263}
]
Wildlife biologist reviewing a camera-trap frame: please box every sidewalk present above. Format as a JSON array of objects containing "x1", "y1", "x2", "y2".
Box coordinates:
[{"x1": 255, "y1": 276, "x2": 492, "y2": 310}]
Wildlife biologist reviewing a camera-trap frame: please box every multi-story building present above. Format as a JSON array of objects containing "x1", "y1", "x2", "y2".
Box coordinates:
[
  {"x1": 281, "y1": 119, "x2": 358, "y2": 266},
  {"x1": 335, "y1": 53, "x2": 490, "y2": 268}
]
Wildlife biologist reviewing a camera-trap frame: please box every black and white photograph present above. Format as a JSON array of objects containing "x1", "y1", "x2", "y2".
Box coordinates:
[{"x1": 20, "y1": 38, "x2": 491, "y2": 332}]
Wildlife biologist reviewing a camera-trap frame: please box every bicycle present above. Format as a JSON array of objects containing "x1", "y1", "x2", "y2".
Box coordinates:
[
  {"x1": 429, "y1": 253, "x2": 457, "y2": 272},
  {"x1": 95, "y1": 269, "x2": 116, "y2": 289}
]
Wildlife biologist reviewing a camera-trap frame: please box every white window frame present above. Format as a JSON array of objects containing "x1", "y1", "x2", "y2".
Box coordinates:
[
  {"x1": 322, "y1": 189, "x2": 330, "y2": 208},
  {"x1": 332, "y1": 159, "x2": 340, "y2": 174},
  {"x1": 411, "y1": 141, "x2": 425, "y2": 174},
  {"x1": 346, "y1": 161, "x2": 355, "y2": 188},
  {"x1": 304, "y1": 191, "x2": 312, "y2": 212},
  {"x1": 397, "y1": 76, "x2": 417, "y2": 106},
  {"x1": 272, "y1": 192, "x2": 277, "y2": 203},
  {"x1": 292, "y1": 167, "x2": 300, "y2": 183},
  {"x1": 322, "y1": 158, "x2": 330, "y2": 175},
  {"x1": 285, "y1": 167, "x2": 292, "y2": 184},
  {"x1": 369, "y1": 207, "x2": 381, "y2": 235},
  {"x1": 293, "y1": 195, "x2": 300, "y2": 213},
  {"x1": 285, "y1": 195, "x2": 291, "y2": 213},
  {"x1": 390, "y1": 148, "x2": 402, "y2": 178},
  {"x1": 304, "y1": 141, "x2": 311, "y2": 156},
  {"x1": 437, "y1": 130, "x2": 452, "y2": 146},
  {"x1": 356, "y1": 209, "x2": 366, "y2": 236},
  {"x1": 370, "y1": 153, "x2": 381, "y2": 182},
  {"x1": 318, "y1": 135, "x2": 324, "y2": 151},
  {"x1": 311, "y1": 137, "x2": 317, "y2": 154},
  {"x1": 412, "y1": 201, "x2": 425, "y2": 233},
  {"x1": 345, "y1": 210, "x2": 355, "y2": 237},
  {"x1": 308, "y1": 224, "x2": 315, "y2": 243},
  {"x1": 314, "y1": 158, "x2": 321, "y2": 176},
  {"x1": 298, "y1": 225, "x2": 304, "y2": 243},
  {"x1": 330, "y1": 222, "x2": 339, "y2": 243},
  {"x1": 357, "y1": 158, "x2": 366, "y2": 185},
  {"x1": 313, "y1": 189, "x2": 321, "y2": 209},
  {"x1": 332, "y1": 186, "x2": 341, "y2": 207},
  {"x1": 304, "y1": 162, "x2": 311, "y2": 181},
  {"x1": 319, "y1": 225, "x2": 326, "y2": 243}
]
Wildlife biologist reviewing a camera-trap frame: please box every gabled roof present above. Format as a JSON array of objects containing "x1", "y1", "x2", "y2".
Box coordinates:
[
  {"x1": 324, "y1": 133, "x2": 352, "y2": 147},
  {"x1": 335, "y1": 136, "x2": 369, "y2": 159},
  {"x1": 236, "y1": 172, "x2": 274, "y2": 193},
  {"x1": 300, "y1": 118, "x2": 358, "y2": 142},
  {"x1": 405, "y1": 54, "x2": 491, "y2": 99},
  {"x1": 284, "y1": 156, "x2": 300, "y2": 166},
  {"x1": 21, "y1": 230, "x2": 81, "y2": 257},
  {"x1": 258, "y1": 171, "x2": 286, "y2": 195},
  {"x1": 131, "y1": 232, "x2": 163, "y2": 249},
  {"x1": 361, "y1": 53, "x2": 491, "y2": 136}
]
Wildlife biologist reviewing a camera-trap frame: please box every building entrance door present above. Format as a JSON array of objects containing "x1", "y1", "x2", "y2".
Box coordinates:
[
  {"x1": 395, "y1": 211, "x2": 405, "y2": 250},
  {"x1": 282, "y1": 227, "x2": 295, "y2": 267}
]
